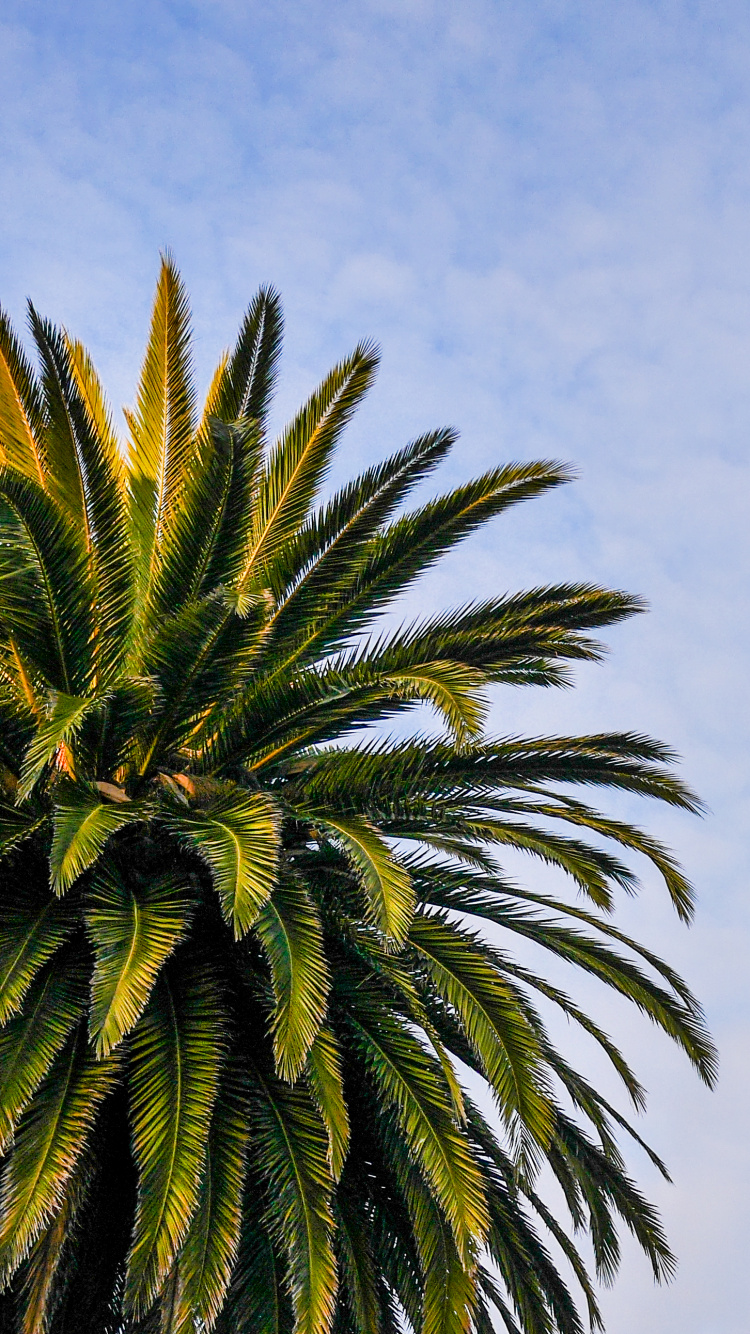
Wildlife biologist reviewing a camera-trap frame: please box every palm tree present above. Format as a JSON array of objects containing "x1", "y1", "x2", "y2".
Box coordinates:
[{"x1": 0, "y1": 256, "x2": 713, "y2": 1334}]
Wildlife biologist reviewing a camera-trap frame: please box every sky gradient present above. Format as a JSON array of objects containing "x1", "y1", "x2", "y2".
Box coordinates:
[{"x1": 1, "y1": 3, "x2": 748, "y2": 1331}]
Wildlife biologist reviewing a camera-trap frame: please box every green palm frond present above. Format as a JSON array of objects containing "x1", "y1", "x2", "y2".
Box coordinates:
[
  {"x1": 27, "y1": 313, "x2": 133, "y2": 683},
  {"x1": 207, "y1": 284, "x2": 283, "y2": 429},
  {"x1": 49, "y1": 787, "x2": 145, "y2": 895},
  {"x1": 174, "y1": 1060, "x2": 250, "y2": 1332},
  {"x1": 305, "y1": 1026, "x2": 350, "y2": 1181},
  {"x1": 254, "y1": 879, "x2": 331, "y2": 1082},
  {"x1": 308, "y1": 813, "x2": 414, "y2": 945},
  {"x1": 17, "y1": 1135, "x2": 97, "y2": 1334},
  {"x1": 0, "y1": 951, "x2": 87, "y2": 1153},
  {"x1": 214, "y1": 1189, "x2": 292, "y2": 1334},
  {"x1": 0, "y1": 802, "x2": 44, "y2": 857},
  {"x1": 125, "y1": 955, "x2": 226, "y2": 1319},
  {"x1": 126, "y1": 254, "x2": 196, "y2": 617},
  {"x1": 0, "y1": 307, "x2": 46, "y2": 486},
  {"x1": 167, "y1": 789, "x2": 280, "y2": 939},
  {"x1": 0, "y1": 469, "x2": 95, "y2": 695},
  {"x1": 247, "y1": 1060, "x2": 338, "y2": 1334},
  {"x1": 259, "y1": 428, "x2": 456, "y2": 659},
  {"x1": 0, "y1": 890, "x2": 77, "y2": 1025},
  {"x1": 345, "y1": 988, "x2": 488, "y2": 1263},
  {"x1": 333, "y1": 1189, "x2": 381, "y2": 1334},
  {"x1": 237, "y1": 342, "x2": 379, "y2": 592},
  {"x1": 0, "y1": 1031, "x2": 120, "y2": 1286},
  {"x1": 408, "y1": 912, "x2": 554, "y2": 1146},
  {"x1": 18, "y1": 694, "x2": 99, "y2": 800},
  {"x1": 85, "y1": 866, "x2": 193, "y2": 1057},
  {"x1": 382, "y1": 1127, "x2": 477, "y2": 1334},
  {"x1": 63, "y1": 334, "x2": 124, "y2": 478}
]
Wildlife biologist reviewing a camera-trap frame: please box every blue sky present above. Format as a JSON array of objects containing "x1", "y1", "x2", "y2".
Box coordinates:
[{"x1": 1, "y1": 2, "x2": 749, "y2": 1330}]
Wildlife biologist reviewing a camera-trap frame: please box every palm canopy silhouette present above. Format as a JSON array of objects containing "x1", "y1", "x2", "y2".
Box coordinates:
[{"x1": 0, "y1": 256, "x2": 714, "y2": 1334}]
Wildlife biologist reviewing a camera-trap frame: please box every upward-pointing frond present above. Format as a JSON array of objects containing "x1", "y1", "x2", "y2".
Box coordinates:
[
  {"x1": 126, "y1": 254, "x2": 196, "y2": 619},
  {"x1": 238, "y1": 342, "x2": 379, "y2": 590},
  {"x1": 0, "y1": 306, "x2": 46, "y2": 484},
  {"x1": 0, "y1": 468, "x2": 96, "y2": 695},
  {"x1": 206, "y1": 284, "x2": 284, "y2": 429}
]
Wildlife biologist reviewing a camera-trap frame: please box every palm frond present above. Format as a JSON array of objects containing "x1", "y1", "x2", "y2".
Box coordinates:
[
  {"x1": 0, "y1": 306, "x2": 46, "y2": 485},
  {"x1": 332, "y1": 1189, "x2": 381, "y2": 1334},
  {"x1": 85, "y1": 865, "x2": 193, "y2": 1057},
  {"x1": 308, "y1": 812, "x2": 414, "y2": 946},
  {"x1": 254, "y1": 878, "x2": 330, "y2": 1082},
  {"x1": 174, "y1": 1060, "x2": 250, "y2": 1332},
  {"x1": 345, "y1": 987, "x2": 488, "y2": 1263},
  {"x1": 126, "y1": 254, "x2": 196, "y2": 617},
  {"x1": 0, "y1": 949, "x2": 87, "y2": 1153},
  {"x1": 0, "y1": 1031, "x2": 120, "y2": 1286},
  {"x1": 17, "y1": 1134, "x2": 98, "y2": 1334},
  {"x1": 0, "y1": 889, "x2": 77, "y2": 1025},
  {"x1": 408, "y1": 912, "x2": 554, "y2": 1147},
  {"x1": 246, "y1": 1059, "x2": 338, "y2": 1334},
  {"x1": 125, "y1": 955, "x2": 227, "y2": 1319},
  {"x1": 49, "y1": 786, "x2": 145, "y2": 895},
  {"x1": 305, "y1": 1026, "x2": 350, "y2": 1181},
  {"x1": 167, "y1": 790, "x2": 280, "y2": 939},
  {"x1": 214, "y1": 1188, "x2": 292, "y2": 1334},
  {"x1": 0, "y1": 468, "x2": 95, "y2": 695},
  {"x1": 0, "y1": 801, "x2": 44, "y2": 857},
  {"x1": 18, "y1": 693, "x2": 99, "y2": 800},
  {"x1": 25, "y1": 314, "x2": 134, "y2": 683},
  {"x1": 237, "y1": 342, "x2": 379, "y2": 591},
  {"x1": 207, "y1": 285, "x2": 283, "y2": 429}
]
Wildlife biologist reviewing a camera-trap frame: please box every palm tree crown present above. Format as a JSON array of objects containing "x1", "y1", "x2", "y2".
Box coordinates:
[{"x1": 0, "y1": 257, "x2": 714, "y2": 1334}]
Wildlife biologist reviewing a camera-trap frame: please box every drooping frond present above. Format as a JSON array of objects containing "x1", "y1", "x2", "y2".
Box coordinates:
[
  {"x1": 344, "y1": 983, "x2": 488, "y2": 1264},
  {"x1": 167, "y1": 789, "x2": 281, "y2": 939},
  {"x1": 125, "y1": 956, "x2": 226, "y2": 1318},
  {"x1": 49, "y1": 787, "x2": 145, "y2": 895},
  {"x1": 173, "y1": 1060, "x2": 250, "y2": 1332},
  {"x1": 307, "y1": 812, "x2": 414, "y2": 946},
  {"x1": 0, "y1": 951, "x2": 87, "y2": 1153},
  {"x1": 0, "y1": 890, "x2": 77, "y2": 1025},
  {"x1": 85, "y1": 866, "x2": 193, "y2": 1057},
  {"x1": 0, "y1": 1032, "x2": 120, "y2": 1286},
  {"x1": 254, "y1": 878, "x2": 331, "y2": 1082},
  {"x1": 306, "y1": 1026, "x2": 350, "y2": 1181},
  {"x1": 247, "y1": 1060, "x2": 338, "y2": 1334}
]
